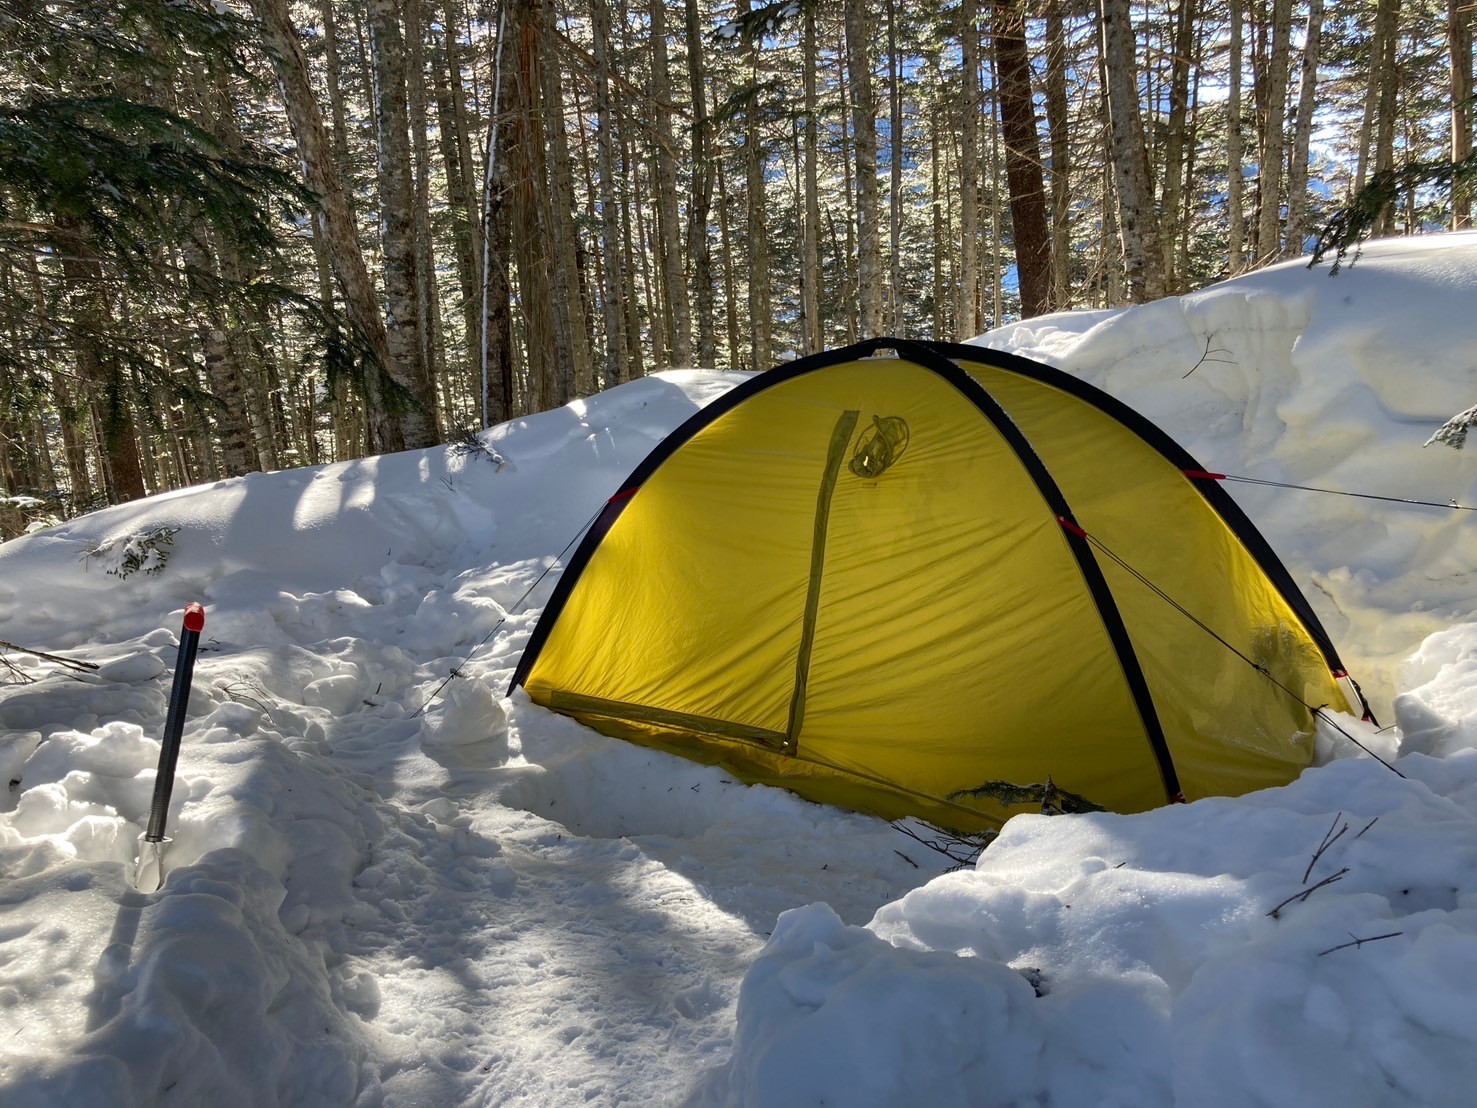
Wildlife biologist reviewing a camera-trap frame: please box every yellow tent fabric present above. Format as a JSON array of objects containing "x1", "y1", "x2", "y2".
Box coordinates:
[{"x1": 511, "y1": 339, "x2": 1354, "y2": 832}]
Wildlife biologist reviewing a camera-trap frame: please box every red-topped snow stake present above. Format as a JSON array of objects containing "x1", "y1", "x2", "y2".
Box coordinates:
[{"x1": 133, "y1": 603, "x2": 206, "y2": 892}]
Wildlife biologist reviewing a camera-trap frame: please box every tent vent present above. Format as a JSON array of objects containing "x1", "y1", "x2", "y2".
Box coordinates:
[{"x1": 849, "y1": 415, "x2": 910, "y2": 479}]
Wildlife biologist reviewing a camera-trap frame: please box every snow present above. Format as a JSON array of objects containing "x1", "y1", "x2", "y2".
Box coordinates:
[{"x1": 3, "y1": 235, "x2": 1477, "y2": 1105}]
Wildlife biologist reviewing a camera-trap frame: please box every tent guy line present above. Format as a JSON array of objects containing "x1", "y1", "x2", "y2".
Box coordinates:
[
  {"x1": 1185, "y1": 469, "x2": 1477, "y2": 511},
  {"x1": 412, "y1": 502, "x2": 604, "y2": 718},
  {"x1": 1068, "y1": 520, "x2": 1402, "y2": 778}
]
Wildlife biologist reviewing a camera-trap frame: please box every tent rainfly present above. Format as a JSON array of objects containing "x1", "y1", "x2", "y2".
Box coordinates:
[{"x1": 510, "y1": 338, "x2": 1364, "y2": 832}]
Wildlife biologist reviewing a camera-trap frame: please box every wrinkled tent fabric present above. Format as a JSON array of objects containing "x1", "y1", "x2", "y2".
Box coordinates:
[{"x1": 511, "y1": 339, "x2": 1353, "y2": 832}]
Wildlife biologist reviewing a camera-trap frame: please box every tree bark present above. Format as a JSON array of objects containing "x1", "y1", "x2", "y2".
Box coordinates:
[
  {"x1": 649, "y1": 0, "x2": 691, "y2": 364},
  {"x1": 367, "y1": 0, "x2": 438, "y2": 446},
  {"x1": 1100, "y1": 0, "x2": 1166, "y2": 302},
  {"x1": 957, "y1": 0, "x2": 980, "y2": 337},
  {"x1": 1454, "y1": 0, "x2": 1474, "y2": 229},
  {"x1": 845, "y1": 0, "x2": 883, "y2": 336},
  {"x1": 590, "y1": 0, "x2": 627, "y2": 384},
  {"x1": 800, "y1": 7, "x2": 823, "y2": 353},
  {"x1": 1045, "y1": 3, "x2": 1071, "y2": 311},
  {"x1": 1283, "y1": 0, "x2": 1325, "y2": 258},
  {"x1": 249, "y1": 0, "x2": 401, "y2": 451},
  {"x1": 684, "y1": 0, "x2": 716, "y2": 367},
  {"x1": 992, "y1": 0, "x2": 1052, "y2": 318},
  {"x1": 1254, "y1": 0, "x2": 1293, "y2": 263},
  {"x1": 1228, "y1": 0, "x2": 1246, "y2": 272},
  {"x1": 1159, "y1": 0, "x2": 1195, "y2": 289}
]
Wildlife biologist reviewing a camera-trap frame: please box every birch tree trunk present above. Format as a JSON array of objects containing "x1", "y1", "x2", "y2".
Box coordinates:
[
  {"x1": 367, "y1": 0, "x2": 438, "y2": 447},
  {"x1": 1100, "y1": 0, "x2": 1166, "y2": 301}
]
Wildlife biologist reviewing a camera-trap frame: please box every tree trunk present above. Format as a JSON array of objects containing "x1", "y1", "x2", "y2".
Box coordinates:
[
  {"x1": 1283, "y1": 0, "x2": 1325, "y2": 258},
  {"x1": 684, "y1": 0, "x2": 716, "y2": 366},
  {"x1": 888, "y1": 0, "x2": 904, "y2": 335},
  {"x1": 957, "y1": 0, "x2": 980, "y2": 337},
  {"x1": 1045, "y1": 3, "x2": 1071, "y2": 311},
  {"x1": 367, "y1": 0, "x2": 438, "y2": 446},
  {"x1": 649, "y1": 0, "x2": 691, "y2": 365},
  {"x1": 591, "y1": 0, "x2": 627, "y2": 385},
  {"x1": 249, "y1": 0, "x2": 401, "y2": 451},
  {"x1": 1254, "y1": 0, "x2": 1293, "y2": 263},
  {"x1": 800, "y1": 7, "x2": 823, "y2": 353},
  {"x1": 1159, "y1": 0, "x2": 1195, "y2": 290},
  {"x1": 992, "y1": 0, "x2": 1052, "y2": 318},
  {"x1": 432, "y1": 27, "x2": 480, "y2": 383},
  {"x1": 542, "y1": 0, "x2": 591, "y2": 402},
  {"x1": 737, "y1": 0, "x2": 772, "y2": 368},
  {"x1": 1100, "y1": 0, "x2": 1166, "y2": 302},
  {"x1": 1454, "y1": 0, "x2": 1474, "y2": 229},
  {"x1": 479, "y1": 5, "x2": 516, "y2": 425},
  {"x1": 1228, "y1": 0, "x2": 1246, "y2": 272},
  {"x1": 846, "y1": 0, "x2": 883, "y2": 336},
  {"x1": 1372, "y1": 0, "x2": 1402, "y2": 237}
]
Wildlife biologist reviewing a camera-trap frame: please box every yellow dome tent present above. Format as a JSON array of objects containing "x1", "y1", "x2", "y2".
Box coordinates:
[{"x1": 510, "y1": 339, "x2": 1363, "y2": 832}]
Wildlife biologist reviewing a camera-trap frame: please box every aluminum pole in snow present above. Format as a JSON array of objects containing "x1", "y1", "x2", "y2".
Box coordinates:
[{"x1": 133, "y1": 603, "x2": 205, "y2": 892}]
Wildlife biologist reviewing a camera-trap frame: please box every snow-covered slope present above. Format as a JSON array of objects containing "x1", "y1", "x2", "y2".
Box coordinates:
[{"x1": 2, "y1": 235, "x2": 1476, "y2": 1106}]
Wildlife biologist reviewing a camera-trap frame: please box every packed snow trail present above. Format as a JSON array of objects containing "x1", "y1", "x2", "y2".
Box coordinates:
[{"x1": 0, "y1": 373, "x2": 947, "y2": 1105}]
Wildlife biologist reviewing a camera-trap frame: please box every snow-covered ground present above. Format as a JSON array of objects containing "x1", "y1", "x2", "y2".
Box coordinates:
[{"x1": 2, "y1": 235, "x2": 1476, "y2": 1106}]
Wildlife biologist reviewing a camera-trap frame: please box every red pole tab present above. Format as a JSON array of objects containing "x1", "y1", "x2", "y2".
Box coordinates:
[
  {"x1": 607, "y1": 487, "x2": 637, "y2": 506},
  {"x1": 1056, "y1": 515, "x2": 1087, "y2": 539},
  {"x1": 1182, "y1": 469, "x2": 1226, "y2": 481},
  {"x1": 1169, "y1": 791, "x2": 1188, "y2": 804},
  {"x1": 183, "y1": 603, "x2": 205, "y2": 633}
]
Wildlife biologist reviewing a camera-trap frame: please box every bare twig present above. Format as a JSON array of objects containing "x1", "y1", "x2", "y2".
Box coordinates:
[
  {"x1": 1318, "y1": 931, "x2": 1403, "y2": 956},
  {"x1": 1182, "y1": 333, "x2": 1236, "y2": 379},
  {"x1": 1303, "y1": 812, "x2": 1350, "y2": 884},
  {"x1": 1353, "y1": 817, "x2": 1379, "y2": 840},
  {"x1": 892, "y1": 820, "x2": 996, "y2": 870},
  {"x1": 0, "y1": 639, "x2": 99, "y2": 673},
  {"x1": 0, "y1": 655, "x2": 35, "y2": 684},
  {"x1": 1267, "y1": 867, "x2": 1350, "y2": 919}
]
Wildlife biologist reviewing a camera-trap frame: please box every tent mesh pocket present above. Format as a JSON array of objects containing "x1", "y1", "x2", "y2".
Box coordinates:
[{"x1": 849, "y1": 415, "x2": 910, "y2": 478}]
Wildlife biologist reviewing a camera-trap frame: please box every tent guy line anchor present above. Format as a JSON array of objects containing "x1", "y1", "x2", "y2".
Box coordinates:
[
  {"x1": 412, "y1": 504, "x2": 605, "y2": 719},
  {"x1": 1065, "y1": 520, "x2": 1406, "y2": 780}
]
